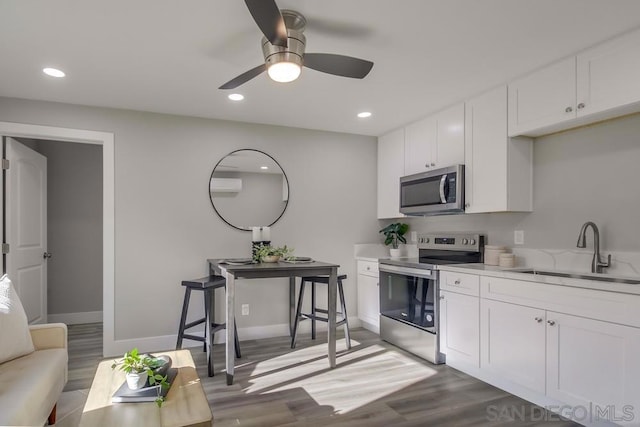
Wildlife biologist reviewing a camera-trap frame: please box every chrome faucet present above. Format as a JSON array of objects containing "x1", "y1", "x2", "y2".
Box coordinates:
[{"x1": 576, "y1": 221, "x2": 611, "y2": 273}]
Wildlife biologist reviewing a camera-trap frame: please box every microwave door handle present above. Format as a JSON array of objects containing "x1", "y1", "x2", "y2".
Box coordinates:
[{"x1": 439, "y1": 174, "x2": 447, "y2": 203}]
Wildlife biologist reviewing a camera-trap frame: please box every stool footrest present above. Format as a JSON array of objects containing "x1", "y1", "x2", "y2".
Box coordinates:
[
  {"x1": 184, "y1": 318, "x2": 206, "y2": 330},
  {"x1": 182, "y1": 333, "x2": 206, "y2": 343}
]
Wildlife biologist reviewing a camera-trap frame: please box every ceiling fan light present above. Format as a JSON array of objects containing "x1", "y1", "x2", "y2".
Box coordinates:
[{"x1": 267, "y1": 62, "x2": 301, "y2": 83}]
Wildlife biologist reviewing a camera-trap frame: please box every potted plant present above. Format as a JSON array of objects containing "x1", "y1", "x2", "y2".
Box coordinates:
[
  {"x1": 253, "y1": 244, "x2": 294, "y2": 263},
  {"x1": 379, "y1": 223, "x2": 409, "y2": 258},
  {"x1": 111, "y1": 348, "x2": 171, "y2": 406}
]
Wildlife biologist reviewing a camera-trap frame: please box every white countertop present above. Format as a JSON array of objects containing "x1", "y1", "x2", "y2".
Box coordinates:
[{"x1": 439, "y1": 263, "x2": 640, "y2": 296}]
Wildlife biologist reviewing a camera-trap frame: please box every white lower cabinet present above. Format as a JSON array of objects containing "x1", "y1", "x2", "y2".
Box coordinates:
[
  {"x1": 439, "y1": 270, "x2": 640, "y2": 426},
  {"x1": 356, "y1": 260, "x2": 379, "y2": 333},
  {"x1": 480, "y1": 299, "x2": 546, "y2": 394},
  {"x1": 546, "y1": 311, "x2": 640, "y2": 423},
  {"x1": 439, "y1": 290, "x2": 479, "y2": 367}
]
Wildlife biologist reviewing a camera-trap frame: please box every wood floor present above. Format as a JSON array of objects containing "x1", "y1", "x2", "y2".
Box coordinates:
[{"x1": 58, "y1": 323, "x2": 579, "y2": 426}]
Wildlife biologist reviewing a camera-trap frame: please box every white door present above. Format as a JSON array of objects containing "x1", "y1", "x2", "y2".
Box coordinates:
[
  {"x1": 439, "y1": 290, "x2": 479, "y2": 367},
  {"x1": 507, "y1": 56, "x2": 577, "y2": 136},
  {"x1": 404, "y1": 116, "x2": 436, "y2": 175},
  {"x1": 434, "y1": 103, "x2": 465, "y2": 168},
  {"x1": 480, "y1": 298, "x2": 546, "y2": 394},
  {"x1": 377, "y1": 128, "x2": 406, "y2": 219},
  {"x1": 4, "y1": 137, "x2": 48, "y2": 324},
  {"x1": 356, "y1": 273, "x2": 379, "y2": 330},
  {"x1": 546, "y1": 311, "x2": 640, "y2": 425}
]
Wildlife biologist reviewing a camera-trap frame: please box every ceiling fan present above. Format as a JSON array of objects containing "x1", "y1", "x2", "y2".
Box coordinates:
[{"x1": 219, "y1": 0, "x2": 374, "y2": 90}]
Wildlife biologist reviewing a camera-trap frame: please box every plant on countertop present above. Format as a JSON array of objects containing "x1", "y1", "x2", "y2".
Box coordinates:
[
  {"x1": 379, "y1": 223, "x2": 409, "y2": 249},
  {"x1": 111, "y1": 348, "x2": 170, "y2": 407},
  {"x1": 252, "y1": 244, "x2": 294, "y2": 263}
]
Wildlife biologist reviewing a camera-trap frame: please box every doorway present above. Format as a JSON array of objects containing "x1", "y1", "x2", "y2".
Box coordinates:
[
  {"x1": 0, "y1": 121, "x2": 116, "y2": 356},
  {"x1": 7, "y1": 137, "x2": 104, "y2": 325}
]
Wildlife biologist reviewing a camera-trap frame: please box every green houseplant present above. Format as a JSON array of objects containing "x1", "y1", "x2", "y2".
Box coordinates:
[
  {"x1": 379, "y1": 223, "x2": 409, "y2": 258},
  {"x1": 111, "y1": 348, "x2": 171, "y2": 407},
  {"x1": 253, "y1": 244, "x2": 294, "y2": 263}
]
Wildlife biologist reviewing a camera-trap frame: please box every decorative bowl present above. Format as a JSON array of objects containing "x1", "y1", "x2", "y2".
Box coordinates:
[{"x1": 262, "y1": 255, "x2": 280, "y2": 263}]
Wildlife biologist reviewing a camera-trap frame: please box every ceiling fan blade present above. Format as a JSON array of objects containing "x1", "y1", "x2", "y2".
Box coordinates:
[
  {"x1": 219, "y1": 64, "x2": 267, "y2": 90},
  {"x1": 244, "y1": 0, "x2": 288, "y2": 47},
  {"x1": 303, "y1": 53, "x2": 374, "y2": 79}
]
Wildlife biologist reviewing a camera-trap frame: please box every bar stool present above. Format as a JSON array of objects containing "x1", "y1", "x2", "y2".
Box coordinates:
[
  {"x1": 176, "y1": 275, "x2": 241, "y2": 377},
  {"x1": 291, "y1": 274, "x2": 351, "y2": 349}
]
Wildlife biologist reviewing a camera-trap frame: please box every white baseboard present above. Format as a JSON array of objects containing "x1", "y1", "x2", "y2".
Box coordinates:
[
  {"x1": 105, "y1": 316, "x2": 362, "y2": 357},
  {"x1": 48, "y1": 310, "x2": 103, "y2": 325}
]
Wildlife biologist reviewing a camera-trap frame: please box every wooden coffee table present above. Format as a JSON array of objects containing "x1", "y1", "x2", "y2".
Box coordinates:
[{"x1": 80, "y1": 349, "x2": 212, "y2": 427}]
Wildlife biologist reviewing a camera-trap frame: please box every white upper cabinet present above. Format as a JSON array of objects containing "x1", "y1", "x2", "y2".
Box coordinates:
[
  {"x1": 435, "y1": 103, "x2": 465, "y2": 168},
  {"x1": 508, "y1": 57, "x2": 577, "y2": 136},
  {"x1": 377, "y1": 128, "x2": 405, "y2": 219},
  {"x1": 404, "y1": 103, "x2": 464, "y2": 176},
  {"x1": 404, "y1": 116, "x2": 436, "y2": 176},
  {"x1": 577, "y1": 28, "x2": 640, "y2": 118},
  {"x1": 465, "y1": 86, "x2": 532, "y2": 213},
  {"x1": 509, "y1": 27, "x2": 640, "y2": 137}
]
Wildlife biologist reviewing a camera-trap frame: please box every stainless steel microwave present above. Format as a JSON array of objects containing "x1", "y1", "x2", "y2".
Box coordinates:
[{"x1": 399, "y1": 164, "x2": 465, "y2": 215}]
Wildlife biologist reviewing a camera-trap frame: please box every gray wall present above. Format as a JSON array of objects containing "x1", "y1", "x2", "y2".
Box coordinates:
[
  {"x1": 15, "y1": 138, "x2": 103, "y2": 316},
  {"x1": 0, "y1": 96, "x2": 379, "y2": 340},
  {"x1": 398, "y1": 113, "x2": 640, "y2": 252}
]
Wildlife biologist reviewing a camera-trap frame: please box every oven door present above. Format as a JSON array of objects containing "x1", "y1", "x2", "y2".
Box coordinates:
[{"x1": 379, "y1": 264, "x2": 437, "y2": 333}]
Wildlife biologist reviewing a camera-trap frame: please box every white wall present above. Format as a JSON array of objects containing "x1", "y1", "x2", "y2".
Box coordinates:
[
  {"x1": 399, "y1": 113, "x2": 640, "y2": 252},
  {"x1": 0, "y1": 97, "x2": 379, "y2": 346}
]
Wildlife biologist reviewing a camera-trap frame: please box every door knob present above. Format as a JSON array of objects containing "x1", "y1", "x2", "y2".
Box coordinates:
[
  {"x1": 565, "y1": 106, "x2": 573, "y2": 113},
  {"x1": 43, "y1": 252, "x2": 52, "y2": 259},
  {"x1": 534, "y1": 317, "x2": 543, "y2": 323},
  {"x1": 547, "y1": 320, "x2": 556, "y2": 326},
  {"x1": 577, "y1": 103, "x2": 585, "y2": 109}
]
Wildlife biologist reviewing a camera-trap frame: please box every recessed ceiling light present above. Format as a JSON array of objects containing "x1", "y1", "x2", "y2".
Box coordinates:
[
  {"x1": 42, "y1": 67, "x2": 65, "y2": 78},
  {"x1": 228, "y1": 93, "x2": 244, "y2": 101},
  {"x1": 357, "y1": 111, "x2": 372, "y2": 118},
  {"x1": 260, "y1": 166, "x2": 269, "y2": 170}
]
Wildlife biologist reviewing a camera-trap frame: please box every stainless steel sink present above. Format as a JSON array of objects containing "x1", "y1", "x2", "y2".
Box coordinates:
[{"x1": 513, "y1": 269, "x2": 640, "y2": 285}]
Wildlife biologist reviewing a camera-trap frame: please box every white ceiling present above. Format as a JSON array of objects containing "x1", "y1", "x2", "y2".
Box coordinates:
[{"x1": 2, "y1": 1, "x2": 640, "y2": 137}]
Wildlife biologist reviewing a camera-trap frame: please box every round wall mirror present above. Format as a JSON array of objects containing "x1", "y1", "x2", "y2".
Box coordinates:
[{"x1": 209, "y1": 149, "x2": 290, "y2": 231}]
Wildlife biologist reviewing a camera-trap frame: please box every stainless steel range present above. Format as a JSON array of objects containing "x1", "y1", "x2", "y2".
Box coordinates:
[{"x1": 379, "y1": 232, "x2": 485, "y2": 364}]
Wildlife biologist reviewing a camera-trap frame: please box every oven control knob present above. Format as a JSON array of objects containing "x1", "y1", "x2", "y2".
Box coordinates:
[
  {"x1": 462, "y1": 238, "x2": 469, "y2": 245},
  {"x1": 470, "y1": 239, "x2": 476, "y2": 245}
]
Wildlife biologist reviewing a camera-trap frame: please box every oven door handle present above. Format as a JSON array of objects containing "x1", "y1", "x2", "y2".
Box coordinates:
[
  {"x1": 379, "y1": 264, "x2": 433, "y2": 279},
  {"x1": 439, "y1": 174, "x2": 447, "y2": 204}
]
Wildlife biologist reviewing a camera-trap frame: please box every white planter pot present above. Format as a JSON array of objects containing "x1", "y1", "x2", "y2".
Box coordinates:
[
  {"x1": 126, "y1": 371, "x2": 148, "y2": 390},
  {"x1": 389, "y1": 248, "x2": 402, "y2": 258}
]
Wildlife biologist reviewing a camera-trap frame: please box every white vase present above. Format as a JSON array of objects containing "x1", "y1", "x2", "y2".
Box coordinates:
[
  {"x1": 126, "y1": 371, "x2": 148, "y2": 390},
  {"x1": 389, "y1": 248, "x2": 402, "y2": 258}
]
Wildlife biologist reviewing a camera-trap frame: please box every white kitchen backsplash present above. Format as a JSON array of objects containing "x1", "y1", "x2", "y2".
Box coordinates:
[{"x1": 511, "y1": 248, "x2": 640, "y2": 277}]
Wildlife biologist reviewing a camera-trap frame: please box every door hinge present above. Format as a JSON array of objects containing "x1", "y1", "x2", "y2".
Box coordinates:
[
  {"x1": 1, "y1": 243, "x2": 9, "y2": 254},
  {"x1": 1, "y1": 158, "x2": 9, "y2": 170}
]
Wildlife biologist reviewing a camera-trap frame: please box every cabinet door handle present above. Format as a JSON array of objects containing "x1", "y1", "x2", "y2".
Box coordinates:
[
  {"x1": 439, "y1": 295, "x2": 445, "y2": 300},
  {"x1": 366, "y1": 266, "x2": 370, "y2": 270},
  {"x1": 534, "y1": 317, "x2": 543, "y2": 323},
  {"x1": 431, "y1": 163, "x2": 436, "y2": 167},
  {"x1": 565, "y1": 106, "x2": 573, "y2": 113},
  {"x1": 425, "y1": 163, "x2": 430, "y2": 168},
  {"x1": 547, "y1": 320, "x2": 556, "y2": 326},
  {"x1": 577, "y1": 103, "x2": 585, "y2": 109},
  {"x1": 454, "y1": 280, "x2": 461, "y2": 285}
]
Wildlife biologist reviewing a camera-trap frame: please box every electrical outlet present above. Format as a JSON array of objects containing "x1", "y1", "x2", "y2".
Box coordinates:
[
  {"x1": 514, "y1": 230, "x2": 525, "y2": 245},
  {"x1": 410, "y1": 231, "x2": 418, "y2": 242},
  {"x1": 241, "y1": 304, "x2": 249, "y2": 316}
]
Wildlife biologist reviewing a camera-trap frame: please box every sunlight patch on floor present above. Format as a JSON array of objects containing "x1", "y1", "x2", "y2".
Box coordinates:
[{"x1": 243, "y1": 341, "x2": 439, "y2": 414}]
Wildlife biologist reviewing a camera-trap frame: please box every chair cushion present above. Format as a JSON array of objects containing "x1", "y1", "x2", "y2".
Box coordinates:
[
  {"x1": 0, "y1": 275, "x2": 35, "y2": 364},
  {"x1": 0, "y1": 348, "x2": 68, "y2": 426}
]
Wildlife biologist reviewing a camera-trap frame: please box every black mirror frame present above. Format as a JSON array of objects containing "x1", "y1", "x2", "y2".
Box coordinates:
[{"x1": 208, "y1": 148, "x2": 290, "y2": 231}]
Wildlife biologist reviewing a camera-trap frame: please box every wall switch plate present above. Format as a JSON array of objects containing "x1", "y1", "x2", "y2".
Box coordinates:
[
  {"x1": 241, "y1": 304, "x2": 249, "y2": 316},
  {"x1": 410, "y1": 231, "x2": 417, "y2": 242},
  {"x1": 514, "y1": 230, "x2": 525, "y2": 245}
]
